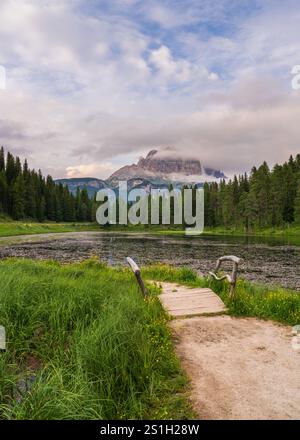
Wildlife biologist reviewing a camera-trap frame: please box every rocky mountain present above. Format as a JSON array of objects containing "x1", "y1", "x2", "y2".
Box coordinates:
[
  {"x1": 108, "y1": 148, "x2": 226, "y2": 186},
  {"x1": 138, "y1": 149, "x2": 203, "y2": 175},
  {"x1": 56, "y1": 148, "x2": 226, "y2": 196}
]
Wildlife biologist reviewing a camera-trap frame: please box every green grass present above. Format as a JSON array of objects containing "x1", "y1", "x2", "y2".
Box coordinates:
[
  {"x1": 81, "y1": 223, "x2": 300, "y2": 237},
  {"x1": 82, "y1": 223, "x2": 300, "y2": 238},
  {"x1": 142, "y1": 264, "x2": 300, "y2": 326},
  {"x1": 0, "y1": 258, "x2": 194, "y2": 420},
  {"x1": 202, "y1": 225, "x2": 300, "y2": 237},
  {"x1": 0, "y1": 222, "x2": 100, "y2": 237},
  {"x1": 0, "y1": 259, "x2": 299, "y2": 420}
]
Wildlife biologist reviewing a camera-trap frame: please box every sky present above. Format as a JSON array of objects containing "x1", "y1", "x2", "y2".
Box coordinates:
[{"x1": 0, "y1": 0, "x2": 299, "y2": 179}]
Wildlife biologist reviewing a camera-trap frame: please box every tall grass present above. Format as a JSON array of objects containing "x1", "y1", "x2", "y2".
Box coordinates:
[
  {"x1": 1, "y1": 260, "x2": 299, "y2": 420},
  {"x1": 0, "y1": 258, "x2": 193, "y2": 420}
]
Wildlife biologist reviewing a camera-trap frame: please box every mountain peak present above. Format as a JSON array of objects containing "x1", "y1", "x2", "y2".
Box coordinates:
[
  {"x1": 57, "y1": 148, "x2": 226, "y2": 196},
  {"x1": 108, "y1": 148, "x2": 226, "y2": 183},
  {"x1": 136, "y1": 148, "x2": 202, "y2": 176}
]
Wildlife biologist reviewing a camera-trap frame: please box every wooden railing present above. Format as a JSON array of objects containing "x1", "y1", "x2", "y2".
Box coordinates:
[
  {"x1": 126, "y1": 257, "x2": 148, "y2": 297},
  {"x1": 209, "y1": 255, "x2": 241, "y2": 299},
  {"x1": 126, "y1": 255, "x2": 241, "y2": 300}
]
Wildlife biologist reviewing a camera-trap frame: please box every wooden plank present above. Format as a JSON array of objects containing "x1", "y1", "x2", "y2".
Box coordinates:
[{"x1": 158, "y1": 282, "x2": 227, "y2": 318}]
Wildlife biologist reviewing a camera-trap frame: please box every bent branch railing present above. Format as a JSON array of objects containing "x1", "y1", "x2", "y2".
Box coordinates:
[
  {"x1": 209, "y1": 255, "x2": 241, "y2": 299},
  {"x1": 126, "y1": 257, "x2": 148, "y2": 297}
]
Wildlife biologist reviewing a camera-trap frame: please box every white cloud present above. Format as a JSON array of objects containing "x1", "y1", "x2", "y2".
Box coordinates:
[
  {"x1": 0, "y1": 0, "x2": 299, "y2": 179},
  {"x1": 141, "y1": 2, "x2": 197, "y2": 29},
  {"x1": 149, "y1": 45, "x2": 214, "y2": 85},
  {"x1": 149, "y1": 45, "x2": 191, "y2": 82},
  {"x1": 66, "y1": 163, "x2": 115, "y2": 179}
]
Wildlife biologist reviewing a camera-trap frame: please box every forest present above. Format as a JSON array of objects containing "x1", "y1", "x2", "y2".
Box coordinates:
[
  {"x1": 0, "y1": 147, "x2": 93, "y2": 222},
  {"x1": 203, "y1": 154, "x2": 300, "y2": 229},
  {"x1": 0, "y1": 146, "x2": 300, "y2": 230}
]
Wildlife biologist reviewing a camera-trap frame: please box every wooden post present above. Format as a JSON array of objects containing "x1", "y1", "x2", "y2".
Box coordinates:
[
  {"x1": 126, "y1": 257, "x2": 147, "y2": 297},
  {"x1": 0, "y1": 326, "x2": 6, "y2": 351},
  {"x1": 209, "y1": 255, "x2": 241, "y2": 300}
]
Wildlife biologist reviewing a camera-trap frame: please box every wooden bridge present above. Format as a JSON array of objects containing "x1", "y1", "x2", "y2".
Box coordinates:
[
  {"x1": 158, "y1": 282, "x2": 227, "y2": 317},
  {"x1": 126, "y1": 255, "x2": 241, "y2": 318}
]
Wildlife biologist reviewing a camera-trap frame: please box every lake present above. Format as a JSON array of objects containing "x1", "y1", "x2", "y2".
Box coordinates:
[{"x1": 0, "y1": 231, "x2": 299, "y2": 290}]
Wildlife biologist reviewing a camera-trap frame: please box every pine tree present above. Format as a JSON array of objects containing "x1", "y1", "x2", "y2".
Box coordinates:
[
  {"x1": 6, "y1": 152, "x2": 16, "y2": 185},
  {"x1": 91, "y1": 192, "x2": 97, "y2": 222},
  {"x1": 0, "y1": 170, "x2": 8, "y2": 212},
  {"x1": 54, "y1": 191, "x2": 63, "y2": 222},
  {"x1": 45, "y1": 176, "x2": 56, "y2": 221},
  {"x1": 294, "y1": 176, "x2": 300, "y2": 224},
  {"x1": 12, "y1": 175, "x2": 25, "y2": 219},
  {"x1": 63, "y1": 188, "x2": 76, "y2": 221},
  {"x1": 281, "y1": 162, "x2": 297, "y2": 223},
  {"x1": 0, "y1": 147, "x2": 5, "y2": 172},
  {"x1": 37, "y1": 196, "x2": 46, "y2": 222},
  {"x1": 23, "y1": 169, "x2": 37, "y2": 219},
  {"x1": 270, "y1": 164, "x2": 284, "y2": 226},
  {"x1": 250, "y1": 162, "x2": 272, "y2": 228}
]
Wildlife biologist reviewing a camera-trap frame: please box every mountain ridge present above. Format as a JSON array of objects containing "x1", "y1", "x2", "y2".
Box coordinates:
[{"x1": 56, "y1": 148, "x2": 226, "y2": 196}]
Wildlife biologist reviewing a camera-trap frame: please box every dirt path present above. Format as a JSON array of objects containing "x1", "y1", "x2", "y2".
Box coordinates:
[{"x1": 171, "y1": 315, "x2": 300, "y2": 420}]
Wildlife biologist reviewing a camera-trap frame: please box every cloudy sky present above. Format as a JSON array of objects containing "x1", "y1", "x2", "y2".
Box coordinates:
[{"x1": 0, "y1": 0, "x2": 299, "y2": 179}]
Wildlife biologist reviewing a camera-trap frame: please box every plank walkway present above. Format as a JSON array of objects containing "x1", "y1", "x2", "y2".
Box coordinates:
[{"x1": 157, "y1": 282, "x2": 227, "y2": 318}]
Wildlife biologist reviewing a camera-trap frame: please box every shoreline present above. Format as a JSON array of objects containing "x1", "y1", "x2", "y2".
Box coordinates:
[{"x1": 1, "y1": 221, "x2": 300, "y2": 237}]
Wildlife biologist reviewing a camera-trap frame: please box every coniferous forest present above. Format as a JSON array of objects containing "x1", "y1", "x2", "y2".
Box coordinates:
[
  {"x1": 0, "y1": 147, "x2": 93, "y2": 221},
  {"x1": 203, "y1": 154, "x2": 300, "y2": 230},
  {"x1": 0, "y1": 146, "x2": 300, "y2": 229}
]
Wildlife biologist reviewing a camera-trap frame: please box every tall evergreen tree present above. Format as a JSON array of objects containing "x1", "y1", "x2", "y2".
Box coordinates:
[
  {"x1": 0, "y1": 147, "x2": 5, "y2": 172},
  {"x1": 12, "y1": 175, "x2": 25, "y2": 219},
  {"x1": 0, "y1": 170, "x2": 8, "y2": 212},
  {"x1": 294, "y1": 176, "x2": 300, "y2": 225}
]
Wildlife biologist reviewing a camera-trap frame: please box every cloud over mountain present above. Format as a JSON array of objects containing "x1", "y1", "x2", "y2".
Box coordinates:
[{"x1": 0, "y1": 0, "x2": 299, "y2": 178}]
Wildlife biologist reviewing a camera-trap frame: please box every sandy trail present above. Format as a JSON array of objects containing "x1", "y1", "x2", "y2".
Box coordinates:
[{"x1": 170, "y1": 315, "x2": 300, "y2": 420}]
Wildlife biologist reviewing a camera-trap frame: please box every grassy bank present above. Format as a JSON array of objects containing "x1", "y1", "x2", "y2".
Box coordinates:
[
  {"x1": 1, "y1": 220, "x2": 300, "y2": 240},
  {"x1": 0, "y1": 259, "x2": 193, "y2": 420},
  {"x1": 0, "y1": 222, "x2": 100, "y2": 237},
  {"x1": 143, "y1": 265, "x2": 300, "y2": 326},
  {"x1": 89, "y1": 223, "x2": 300, "y2": 237},
  {"x1": 202, "y1": 225, "x2": 300, "y2": 237}
]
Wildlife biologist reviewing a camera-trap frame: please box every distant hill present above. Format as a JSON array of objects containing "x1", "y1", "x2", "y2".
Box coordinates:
[{"x1": 55, "y1": 178, "x2": 108, "y2": 197}]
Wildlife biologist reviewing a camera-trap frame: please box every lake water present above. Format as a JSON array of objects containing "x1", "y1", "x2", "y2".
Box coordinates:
[{"x1": 0, "y1": 232, "x2": 299, "y2": 290}]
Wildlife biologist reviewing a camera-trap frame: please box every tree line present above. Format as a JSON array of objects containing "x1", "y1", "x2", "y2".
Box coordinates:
[
  {"x1": 1, "y1": 146, "x2": 299, "y2": 229},
  {"x1": 107, "y1": 153, "x2": 300, "y2": 230},
  {"x1": 0, "y1": 147, "x2": 94, "y2": 221},
  {"x1": 202, "y1": 154, "x2": 300, "y2": 230}
]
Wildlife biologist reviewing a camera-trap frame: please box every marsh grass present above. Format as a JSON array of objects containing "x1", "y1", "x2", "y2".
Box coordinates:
[{"x1": 0, "y1": 258, "x2": 193, "y2": 420}]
